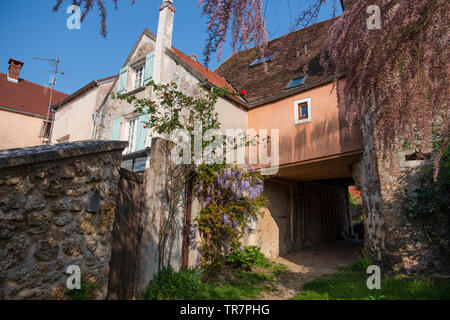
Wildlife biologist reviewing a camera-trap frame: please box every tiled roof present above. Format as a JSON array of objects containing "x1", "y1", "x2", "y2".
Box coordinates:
[
  {"x1": 215, "y1": 18, "x2": 337, "y2": 106},
  {"x1": 0, "y1": 72, "x2": 68, "y2": 117},
  {"x1": 171, "y1": 47, "x2": 235, "y2": 93}
]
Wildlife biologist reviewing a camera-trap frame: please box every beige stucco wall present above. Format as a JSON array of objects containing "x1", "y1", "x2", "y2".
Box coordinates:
[
  {"x1": 216, "y1": 97, "x2": 248, "y2": 132},
  {"x1": 243, "y1": 181, "x2": 292, "y2": 259},
  {"x1": 0, "y1": 110, "x2": 44, "y2": 149},
  {"x1": 52, "y1": 81, "x2": 114, "y2": 143}
]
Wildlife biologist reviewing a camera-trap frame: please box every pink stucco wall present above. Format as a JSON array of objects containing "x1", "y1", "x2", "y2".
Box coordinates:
[
  {"x1": 247, "y1": 81, "x2": 362, "y2": 167},
  {"x1": 0, "y1": 110, "x2": 44, "y2": 149}
]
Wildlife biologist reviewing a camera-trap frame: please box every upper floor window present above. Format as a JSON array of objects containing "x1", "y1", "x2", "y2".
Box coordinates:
[
  {"x1": 117, "y1": 51, "x2": 155, "y2": 94},
  {"x1": 127, "y1": 117, "x2": 138, "y2": 153},
  {"x1": 286, "y1": 75, "x2": 308, "y2": 89},
  {"x1": 133, "y1": 64, "x2": 145, "y2": 89},
  {"x1": 294, "y1": 98, "x2": 311, "y2": 124},
  {"x1": 250, "y1": 52, "x2": 276, "y2": 67}
]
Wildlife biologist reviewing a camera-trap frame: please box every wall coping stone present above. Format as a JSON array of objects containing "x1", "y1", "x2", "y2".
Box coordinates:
[{"x1": 0, "y1": 140, "x2": 128, "y2": 169}]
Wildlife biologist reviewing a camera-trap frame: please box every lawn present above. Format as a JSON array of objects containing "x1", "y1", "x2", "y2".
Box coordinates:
[
  {"x1": 144, "y1": 246, "x2": 286, "y2": 300},
  {"x1": 292, "y1": 260, "x2": 450, "y2": 300}
]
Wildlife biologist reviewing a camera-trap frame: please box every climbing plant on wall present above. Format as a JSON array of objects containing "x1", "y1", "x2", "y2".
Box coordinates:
[
  {"x1": 112, "y1": 81, "x2": 267, "y2": 273},
  {"x1": 194, "y1": 164, "x2": 268, "y2": 273}
]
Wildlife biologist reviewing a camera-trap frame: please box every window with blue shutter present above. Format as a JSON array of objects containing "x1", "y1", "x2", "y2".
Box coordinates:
[
  {"x1": 135, "y1": 114, "x2": 149, "y2": 151},
  {"x1": 117, "y1": 66, "x2": 128, "y2": 94},
  {"x1": 144, "y1": 51, "x2": 155, "y2": 85},
  {"x1": 110, "y1": 117, "x2": 121, "y2": 140}
]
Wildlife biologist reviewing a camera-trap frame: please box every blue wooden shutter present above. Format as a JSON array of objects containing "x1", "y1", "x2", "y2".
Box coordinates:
[
  {"x1": 144, "y1": 52, "x2": 155, "y2": 85},
  {"x1": 110, "y1": 117, "x2": 121, "y2": 140},
  {"x1": 117, "y1": 66, "x2": 128, "y2": 94},
  {"x1": 135, "y1": 114, "x2": 148, "y2": 151}
]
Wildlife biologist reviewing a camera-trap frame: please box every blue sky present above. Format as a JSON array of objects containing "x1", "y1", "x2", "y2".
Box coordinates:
[{"x1": 0, "y1": 0, "x2": 341, "y2": 94}]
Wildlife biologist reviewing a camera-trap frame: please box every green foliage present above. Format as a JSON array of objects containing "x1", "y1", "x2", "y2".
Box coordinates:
[
  {"x1": 227, "y1": 245, "x2": 269, "y2": 270},
  {"x1": 403, "y1": 145, "x2": 450, "y2": 250},
  {"x1": 111, "y1": 81, "x2": 231, "y2": 144},
  {"x1": 144, "y1": 264, "x2": 277, "y2": 300},
  {"x1": 355, "y1": 249, "x2": 373, "y2": 271},
  {"x1": 144, "y1": 266, "x2": 207, "y2": 300},
  {"x1": 65, "y1": 279, "x2": 100, "y2": 300},
  {"x1": 292, "y1": 261, "x2": 450, "y2": 300},
  {"x1": 195, "y1": 165, "x2": 268, "y2": 273}
]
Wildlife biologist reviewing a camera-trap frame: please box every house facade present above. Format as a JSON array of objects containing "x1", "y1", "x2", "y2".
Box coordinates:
[
  {"x1": 93, "y1": 0, "x2": 247, "y2": 173},
  {"x1": 51, "y1": 75, "x2": 117, "y2": 143},
  {"x1": 0, "y1": 59, "x2": 68, "y2": 149},
  {"x1": 213, "y1": 18, "x2": 363, "y2": 258}
]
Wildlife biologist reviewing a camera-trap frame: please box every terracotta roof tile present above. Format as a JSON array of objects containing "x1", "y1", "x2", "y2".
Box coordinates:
[
  {"x1": 0, "y1": 72, "x2": 68, "y2": 117},
  {"x1": 215, "y1": 18, "x2": 337, "y2": 105},
  {"x1": 171, "y1": 47, "x2": 235, "y2": 92}
]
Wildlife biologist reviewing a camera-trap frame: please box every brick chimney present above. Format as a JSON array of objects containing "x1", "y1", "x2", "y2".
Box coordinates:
[
  {"x1": 153, "y1": 0, "x2": 175, "y2": 84},
  {"x1": 7, "y1": 58, "x2": 24, "y2": 83}
]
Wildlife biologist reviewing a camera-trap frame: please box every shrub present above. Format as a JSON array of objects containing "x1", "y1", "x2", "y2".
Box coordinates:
[
  {"x1": 144, "y1": 266, "x2": 207, "y2": 300},
  {"x1": 226, "y1": 245, "x2": 271, "y2": 270},
  {"x1": 65, "y1": 279, "x2": 100, "y2": 300}
]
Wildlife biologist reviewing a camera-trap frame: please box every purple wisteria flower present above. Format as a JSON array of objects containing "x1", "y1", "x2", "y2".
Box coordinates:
[
  {"x1": 193, "y1": 226, "x2": 198, "y2": 239},
  {"x1": 195, "y1": 251, "x2": 202, "y2": 266},
  {"x1": 239, "y1": 246, "x2": 245, "y2": 254}
]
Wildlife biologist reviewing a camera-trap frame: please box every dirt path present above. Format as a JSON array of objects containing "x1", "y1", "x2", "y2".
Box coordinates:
[{"x1": 260, "y1": 241, "x2": 361, "y2": 300}]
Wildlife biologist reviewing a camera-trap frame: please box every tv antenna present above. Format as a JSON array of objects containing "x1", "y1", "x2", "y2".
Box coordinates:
[{"x1": 33, "y1": 56, "x2": 66, "y2": 145}]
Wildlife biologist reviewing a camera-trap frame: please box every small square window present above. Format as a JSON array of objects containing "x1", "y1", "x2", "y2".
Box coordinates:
[
  {"x1": 294, "y1": 98, "x2": 311, "y2": 124},
  {"x1": 298, "y1": 102, "x2": 308, "y2": 119}
]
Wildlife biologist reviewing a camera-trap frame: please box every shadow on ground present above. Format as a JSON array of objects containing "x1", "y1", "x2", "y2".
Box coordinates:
[{"x1": 260, "y1": 240, "x2": 362, "y2": 300}]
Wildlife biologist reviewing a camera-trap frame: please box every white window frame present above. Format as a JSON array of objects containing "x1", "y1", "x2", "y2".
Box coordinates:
[
  {"x1": 294, "y1": 98, "x2": 312, "y2": 124},
  {"x1": 126, "y1": 117, "x2": 139, "y2": 154},
  {"x1": 133, "y1": 64, "x2": 145, "y2": 89}
]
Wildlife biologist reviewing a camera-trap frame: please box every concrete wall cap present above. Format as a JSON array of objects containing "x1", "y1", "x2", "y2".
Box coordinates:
[{"x1": 0, "y1": 140, "x2": 128, "y2": 169}]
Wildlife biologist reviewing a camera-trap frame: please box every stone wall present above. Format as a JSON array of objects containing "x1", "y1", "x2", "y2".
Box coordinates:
[
  {"x1": 0, "y1": 141, "x2": 127, "y2": 299},
  {"x1": 353, "y1": 113, "x2": 448, "y2": 274}
]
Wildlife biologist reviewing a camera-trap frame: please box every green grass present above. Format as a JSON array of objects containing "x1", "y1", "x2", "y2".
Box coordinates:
[
  {"x1": 144, "y1": 255, "x2": 286, "y2": 300},
  {"x1": 144, "y1": 267, "x2": 280, "y2": 300},
  {"x1": 292, "y1": 261, "x2": 450, "y2": 300}
]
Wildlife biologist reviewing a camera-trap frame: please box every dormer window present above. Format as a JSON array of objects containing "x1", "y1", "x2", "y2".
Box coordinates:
[
  {"x1": 133, "y1": 64, "x2": 145, "y2": 89},
  {"x1": 286, "y1": 75, "x2": 308, "y2": 89},
  {"x1": 250, "y1": 52, "x2": 276, "y2": 67}
]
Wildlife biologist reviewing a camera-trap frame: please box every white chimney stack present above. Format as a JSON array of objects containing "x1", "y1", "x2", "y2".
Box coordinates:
[{"x1": 153, "y1": 0, "x2": 175, "y2": 84}]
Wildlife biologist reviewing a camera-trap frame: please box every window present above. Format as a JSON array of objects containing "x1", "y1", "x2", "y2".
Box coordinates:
[
  {"x1": 133, "y1": 65, "x2": 145, "y2": 89},
  {"x1": 39, "y1": 120, "x2": 51, "y2": 138},
  {"x1": 298, "y1": 102, "x2": 308, "y2": 120},
  {"x1": 286, "y1": 75, "x2": 308, "y2": 89},
  {"x1": 127, "y1": 118, "x2": 138, "y2": 153},
  {"x1": 250, "y1": 52, "x2": 276, "y2": 67},
  {"x1": 294, "y1": 98, "x2": 311, "y2": 124}
]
